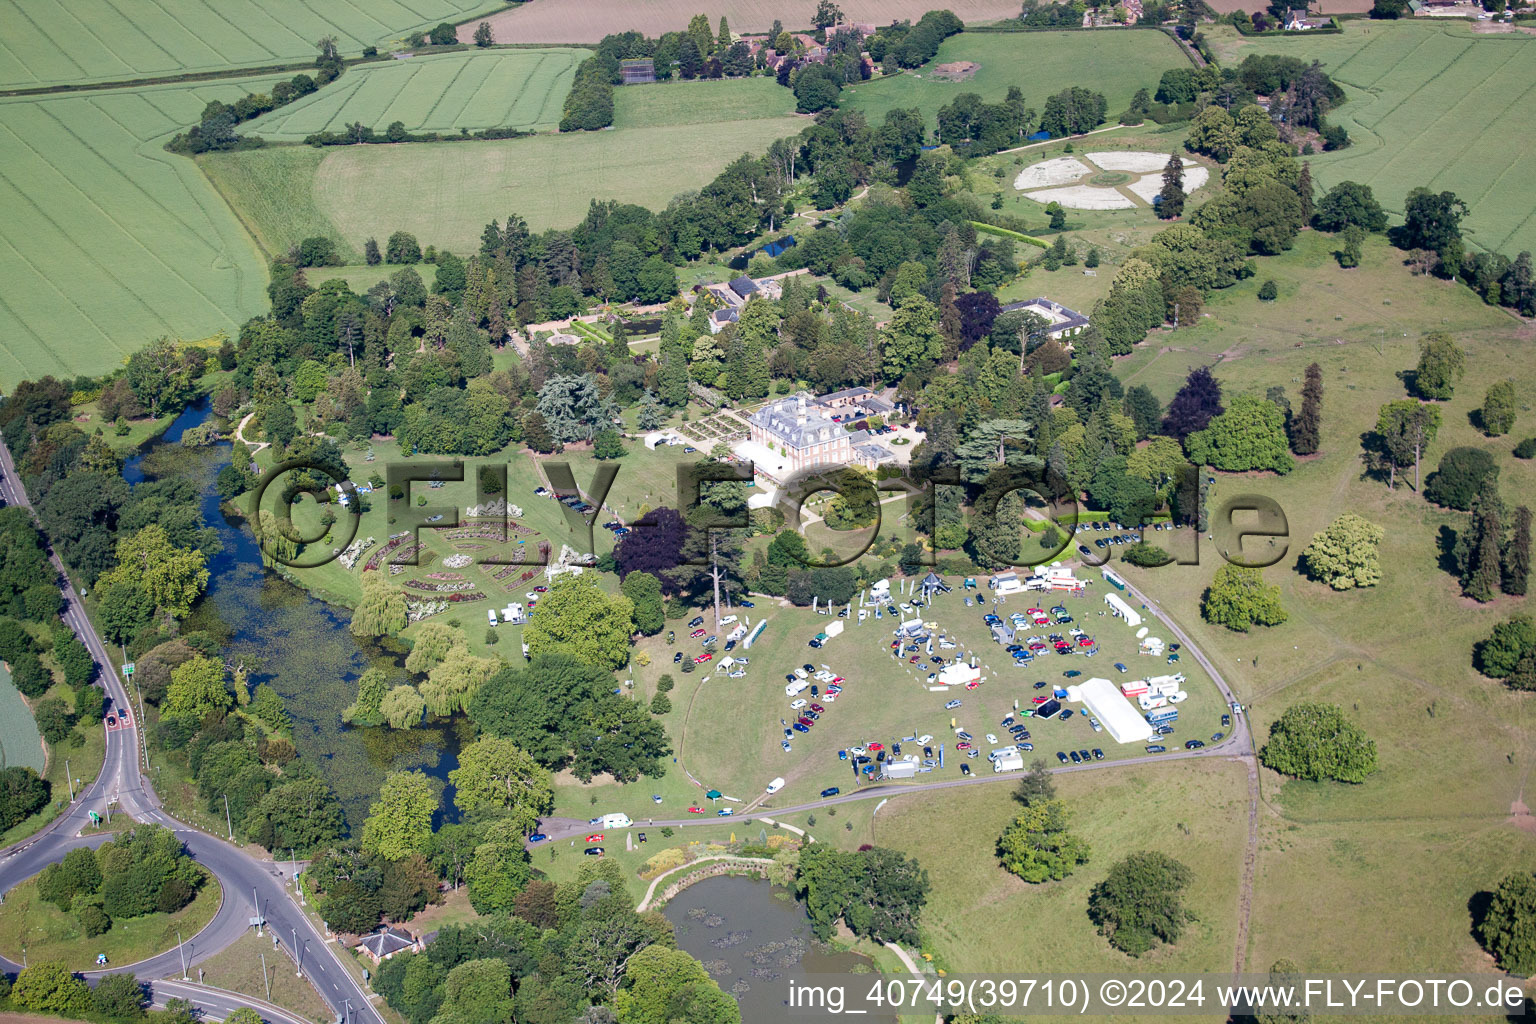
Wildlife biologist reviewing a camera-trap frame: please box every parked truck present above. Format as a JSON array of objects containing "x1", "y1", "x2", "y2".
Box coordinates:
[{"x1": 992, "y1": 751, "x2": 1025, "y2": 773}]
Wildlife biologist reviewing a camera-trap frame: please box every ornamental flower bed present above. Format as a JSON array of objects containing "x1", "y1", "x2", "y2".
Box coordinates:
[
  {"x1": 403, "y1": 579, "x2": 476, "y2": 593},
  {"x1": 442, "y1": 554, "x2": 473, "y2": 569}
]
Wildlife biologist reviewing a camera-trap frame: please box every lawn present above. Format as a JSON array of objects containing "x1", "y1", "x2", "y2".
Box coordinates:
[
  {"x1": 0, "y1": 662, "x2": 42, "y2": 773},
  {"x1": 612, "y1": 76, "x2": 795, "y2": 129},
  {"x1": 0, "y1": 78, "x2": 286, "y2": 388},
  {"x1": 463, "y1": 0, "x2": 1028, "y2": 45},
  {"x1": 203, "y1": 113, "x2": 805, "y2": 255},
  {"x1": 0, "y1": 679, "x2": 104, "y2": 848},
  {"x1": 0, "y1": 0, "x2": 506, "y2": 91},
  {"x1": 192, "y1": 929, "x2": 334, "y2": 1023},
  {"x1": 777, "y1": 758, "x2": 1251, "y2": 974},
  {"x1": 240, "y1": 49, "x2": 588, "y2": 142},
  {"x1": 305, "y1": 262, "x2": 437, "y2": 294},
  {"x1": 1207, "y1": 20, "x2": 1536, "y2": 255},
  {"x1": 843, "y1": 29, "x2": 1188, "y2": 129},
  {"x1": 0, "y1": 868, "x2": 220, "y2": 973},
  {"x1": 1095, "y1": 227, "x2": 1536, "y2": 969}
]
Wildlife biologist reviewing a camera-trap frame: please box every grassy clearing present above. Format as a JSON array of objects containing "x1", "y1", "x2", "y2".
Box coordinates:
[
  {"x1": 613, "y1": 76, "x2": 796, "y2": 129},
  {"x1": 463, "y1": 0, "x2": 1027, "y2": 45},
  {"x1": 1207, "y1": 20, "x2": 1536, "y2": 254},
  {"x1": 305, "y1": 262, "x2": 437, "y2": 293},
  {"x1": 843, "y1": 30, "x2": 1188, "y2": 128},
  {"x1": 0, "y1": 662, "x2": 42, "y2": 773},
  {"x1": 205, "y1": 114, "x2": 803, "y2": 255},
  {"x1": 0, "y1": 78, "x2": 286, "y2": 387},
  {"x1": 0, "y1": 869, "x2": 220, "y2": 973},
  {"x1": 241, "y1": 49, "x2": 588, "y2": 142},
  {"x1": 192, "y1": 929, "x2": 333, "y2": 1023},
  {"x1": 0, "y1": 0, "x2": 505, "y2": 91},
  {"x1": 776, "y1": 758, "x2": 1249, "y2": 972}
]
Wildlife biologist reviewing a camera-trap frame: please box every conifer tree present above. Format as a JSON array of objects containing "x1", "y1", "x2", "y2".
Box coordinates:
[
  {"x1": 1291, "y1": 362, "x2": 1323, "y2": 454},
  {"x1": 1461, "y1": 479, "x2": 1505, "y2": 602},
  {"x1": 1157, "y1": 154, "x2": 1185, "y2": 219},
  {"x1": 1504, "y1": 505, "x2": 1532, "y2": 597}
]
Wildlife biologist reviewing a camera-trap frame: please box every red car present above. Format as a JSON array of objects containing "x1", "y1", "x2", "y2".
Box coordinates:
[
  {"x1": 534, "y1": 585, "x2": 548, "y2": 593},
  {"x1": 1054, "y1": 641, "x2": 1071, "y2": 651},
  {"x1": 1077, "y1": 636, "x2": 1094, "y2": 647},
  {"x1": 585, "y1": 833, "x2": 603, "y2": 843},
  {"x1": 797, "y1": 716, "x2": 814, "y2": 727},
  {"x1": 688, "y1": 806, "x2": 705, "y2": 814},
  {"x1": 830, "y1": 676, "x2": 844, "y2": 684},
  {"x1": 956, "y1": 742, "x2": 974, "y2": 751},
  {"x1": 1033, "y1": 615, "x2": 1050, "y2": 625},
  {"x1": 1027, "y1": 608, "x2": 1045, "y2": 616},
  {"x1": 1032, "y1": 696, "x2": 1049, "y2": 704},
  {"x1": 908, "y1": 655, "x2": 920, "y2": 663},
  {"x1": 690, "y1": 628, "x2": 706, "y2": 639},
  {"x1": 867, "y1": 743, "x2": 884, "y2": 752},
  {"x1": 809, "y1": 703, "x2": 825, "y2": 713},
  {"x1": 693, "y1": 653, "x2": 712, "y2": 664},
  {"x1": 965, "y1": 680, "x2": 981, "y2": 690}
]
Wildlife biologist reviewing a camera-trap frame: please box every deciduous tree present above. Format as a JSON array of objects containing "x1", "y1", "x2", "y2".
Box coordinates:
[
  {"x1": 997, "y1": 799, "x2": 1091, "y2": 882},
  {"x1": 361, "y1": 770, "x2": 437, "y2": 860},
  {"x1": 449, "y1": 737, "x2": 553, "y2": 832},
  {"x1": 1088, "y1": 852, "x2": 1193, "y2": 956},
  {"x1": 1259, "y1": 702, "x2": 1378, "y2": 782},
  {"x1": 1202, "y1": 564, "x2": 1287, "y2": 631},
  {"x1": 1301, "y1": 514, "x2": 1383, "y2": 590}
]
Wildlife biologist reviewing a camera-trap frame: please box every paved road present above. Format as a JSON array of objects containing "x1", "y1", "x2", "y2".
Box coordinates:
[{"x1": 0, "y1": 436, "x2": 377, "y2": 1024}]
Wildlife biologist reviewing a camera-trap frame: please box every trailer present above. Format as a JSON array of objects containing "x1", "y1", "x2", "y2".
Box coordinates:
[
  {"x1": 992, "y1": 751, "x2": 1025, "y2": 773},
  {"x1": 1145, "y1": 707, "x2": 1178, "y2": 725},
  {"x1": 884, "y1": 760, "x2": 918, "y2": 779}
]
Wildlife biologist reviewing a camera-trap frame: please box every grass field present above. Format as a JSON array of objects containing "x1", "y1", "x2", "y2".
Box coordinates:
[
  {"x1": 1209, "y1": 20, "x2": 1536, "y2": 255},
  {"x1": 0, "y1": 0, "x2": 504, "y2": 91},
  {"x1": 241, "y1": 49, "x2": 587, "y2": 142},
  {"x1": 0, "y1": 77, "x2": 287, "y2": 388},
  {"x1": 843, "y1": 30, "x2": 1188, "y2": 128},
  {"x1": 462, "y1": 0, "x2": 1028, "y2": 45},
  {"x1": 306, "y1": 262, "x2": 437, "y2": 293},
  {"x1": 0, "y1": 663, "x2": 43, "y2": 773},
  {"x1": 205, "y1": 112, "x2": 804, "y2": 255},
  {"x1": 0, "y1": 868, "x2": 220, "y2": 973},
  {"x1": 613, "y1": 76, "x2": 795, "y2": 129},
  {"x1": 193, "y1": 930, "x2": 333, "y2": 1023}
]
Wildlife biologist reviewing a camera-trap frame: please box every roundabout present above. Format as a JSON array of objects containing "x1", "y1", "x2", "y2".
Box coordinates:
[{"x1": 1014, "y1": 150, "x2": 1209, "y2": 210}]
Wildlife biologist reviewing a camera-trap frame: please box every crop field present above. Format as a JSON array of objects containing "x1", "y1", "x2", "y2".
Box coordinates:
[
  {"x1": 0, "y1": 77, "x2": 285, "y2": 388},
  {"x1": 0, "y1": 0, "x2": 503, "y2": 91},
  {"x1": 1212, "y1": 21, "x2": 1536, "y2": 254},
  {"x1": 843, "y1": 29, "x2": 1188, "y2": 127},
  {"x1": 460, "y1": 0, "x2": 1027, "y2": 45},
  {"x1": 612, "y1": 76, "x2": 795, "y2": 129},
  {"x1": 240, "y1": 48, "x2": 587, "y2": 142},
  {"x1": 206, "y1": 113, "x2": 804, "y2": 255}
]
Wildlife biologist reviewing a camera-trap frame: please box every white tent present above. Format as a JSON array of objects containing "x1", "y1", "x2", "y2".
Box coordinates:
[
  {"x1": 1075, "y1": 677, "x2": 1154, "y2": 744},
  {"x1": 1104, "y1": 592, "x2": 1142, "y2": 627}
]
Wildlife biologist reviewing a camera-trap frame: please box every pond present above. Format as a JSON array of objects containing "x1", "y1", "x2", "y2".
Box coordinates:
[
  {"x1": 662, "y1": 874, "x2": 896, "y2": 1024},
  {"x1": 124, "y1": 403, "x2": 463, "y2": 830}
]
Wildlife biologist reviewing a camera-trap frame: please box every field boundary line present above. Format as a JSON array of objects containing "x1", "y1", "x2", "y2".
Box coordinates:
[
  {"x1": 45, "y1": 0, "x2": 140, "y2": 83},
  {"x1": 106, "y1": 0, "x2": 228, "y2": 74},
  {"x1": 0, "y1": 287, "x2": 74, "y2": 381},
  {"x1": 8, "y1": 2, "x2": 89, "y2": 81}
]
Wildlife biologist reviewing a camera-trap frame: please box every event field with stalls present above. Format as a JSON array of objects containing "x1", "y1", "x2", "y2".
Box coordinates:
[
  {"x1": 0, "y1": 0, "x2": 503, "y2": 90},
  {"x1": 552, "y1": 566, "x2": 1229, "y2": 825},
  {"x1": 239, "y1": 48, "x2": 588, "y2": 141},
  {"x1": 1209, "y1": 20, "x2": 1536, "y2": 255},
  {"x1": 0, "y1": 77, "x2": 286, "y2": 387}
]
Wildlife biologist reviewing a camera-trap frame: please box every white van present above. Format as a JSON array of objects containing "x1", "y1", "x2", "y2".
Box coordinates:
[
  {"x1": 786, "y1": 679, "x2": 810, "y2": 697},
  {"x1": 487, "y1": 609, "x2": 498, "y2": 627},
  {"x1": 720, "y1": 615, "x2": 739, "y2": 626},
  {"x1": 589, "y1": 813, "x2": 632, "y2": 829},
  {"x1": 765, "y1": 777, "x2": 785, "y2": 795}
]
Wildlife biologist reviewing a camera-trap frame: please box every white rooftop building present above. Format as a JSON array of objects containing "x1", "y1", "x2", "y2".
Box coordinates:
[{"x1": 1070, "y1": 677, "x2": 1154, "y2": 744}]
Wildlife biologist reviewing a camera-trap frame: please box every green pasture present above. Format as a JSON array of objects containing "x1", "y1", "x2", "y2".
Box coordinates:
[
  {"x1": 241, "y1": 48, "x2": 587, "y2": 142},
  {"x1": 0, "y1": 0, "x2": 504, "y2": 91},
  {"x1": 306, "y1": 262, "x2": 437, "y2": 293},
  {"x1": 0, "y1": 77, "x2": 291, "y2": 388},
  {"x1": 843, "y1": 30, "x2": 1188, "y2": 129},
  {"x1": 0, "y1": 662, "x2": 43, "y2": 773},
  {"x1": 1210, "y1": 20, "x2": 1536, "y2": 255},
  {"x1": 203, "y1": 112, "x2": 804, "y2": 255},
  {"x1": 612, "y1": 76, "x2": 796, "y2": 129}
]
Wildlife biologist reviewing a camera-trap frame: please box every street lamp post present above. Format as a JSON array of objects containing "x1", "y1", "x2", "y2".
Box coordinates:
[
  {"x1": 65, "y1": 759, "x2": 73, "y2": 802},
  {"x1": 177, "y1": 929, "x2": 188, "y2": 981},
  {"x1": 293, "y1": 927, "x2": 302, "y2": 977},
  {"x1": 223, "y1": 793, "x2": 233, "y2": 840}
]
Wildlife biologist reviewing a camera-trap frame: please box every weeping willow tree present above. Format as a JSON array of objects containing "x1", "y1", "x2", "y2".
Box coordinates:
[
  {"x1": 350, "y1": 571, "x2": 407, "y2": 637},
  {"x1": 255, "y1": 508, "x2": 299, "y2": 568}
]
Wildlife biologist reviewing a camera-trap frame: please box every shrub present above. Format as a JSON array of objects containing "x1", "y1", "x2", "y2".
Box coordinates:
[
  {"x1": 1258, "y1": 279, "x2": 1278, "y2": 300},
  {"x1": 79, "y1": 904, "x2": 112, "y2": 937},
  {"x1": 1514, "y1": 438, "x2": 1536, "y2": 460}
]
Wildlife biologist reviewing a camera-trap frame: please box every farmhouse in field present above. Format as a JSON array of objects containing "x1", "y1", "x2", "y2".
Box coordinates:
[{"x1": 1000, "y1": 297, "x2": 1091, "y2": 348}]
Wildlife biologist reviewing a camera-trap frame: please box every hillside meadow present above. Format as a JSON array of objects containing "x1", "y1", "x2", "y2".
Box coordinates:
[
  {"x1": 1209, "y1": 20, "x2": 1536, "y2": 255},
  {"x1": 0, "y1": 77, "x2": 286, "y2": 387},
  {"x1": 240, "y1": 48, "x2": 588, "y2": 142},
  {"x1": 0, "y1": 0, "x2": 504, "y2": 90},
  {"x1": 842, "y1": 28, "x2": 1190, "y2": 127}
]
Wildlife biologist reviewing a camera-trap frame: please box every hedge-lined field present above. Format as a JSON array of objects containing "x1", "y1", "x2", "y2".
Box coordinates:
[
  {"x1": 204, "y1": 112, "x2": 804, "y2": 256},
  {"x1": 842, "y1": 29, "x2": 1188, "y2": 127},
  {"x1": 611, "y1": 75, "x2": 794, "y2": 129},
  {"x1": 241, "y1": 48, "x2": 587, "y2": 141},
  {"x1": 0, "y1": 78, "x2": 283, "y2": 386},
  {"x1": 0, "y1": 0, "x2": 503, "y2": 90},
  {"x1": 1212, "y1": 21, "x2": 1536, "y2": 255}
]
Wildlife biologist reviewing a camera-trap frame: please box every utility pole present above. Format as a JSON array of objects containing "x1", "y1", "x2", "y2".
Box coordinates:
[
  {"x1": 177, "y1": 930, "x2": 188, "y2": 981},
  {"x1": 293, "y1": 927, "x2": 302, "y2": 977},
  {"x1": 261, "y1": 952, "x2": 272, "y2": 1001},
  {"x1": 253, "y1": 887, "x2": 261, "y2": 935},
  {"x1": 223, "y1": 794, "x2": 233, "y2": 840},
  {"x1": 65, "y1": 760, "x2": 73, "y2": 802}
]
